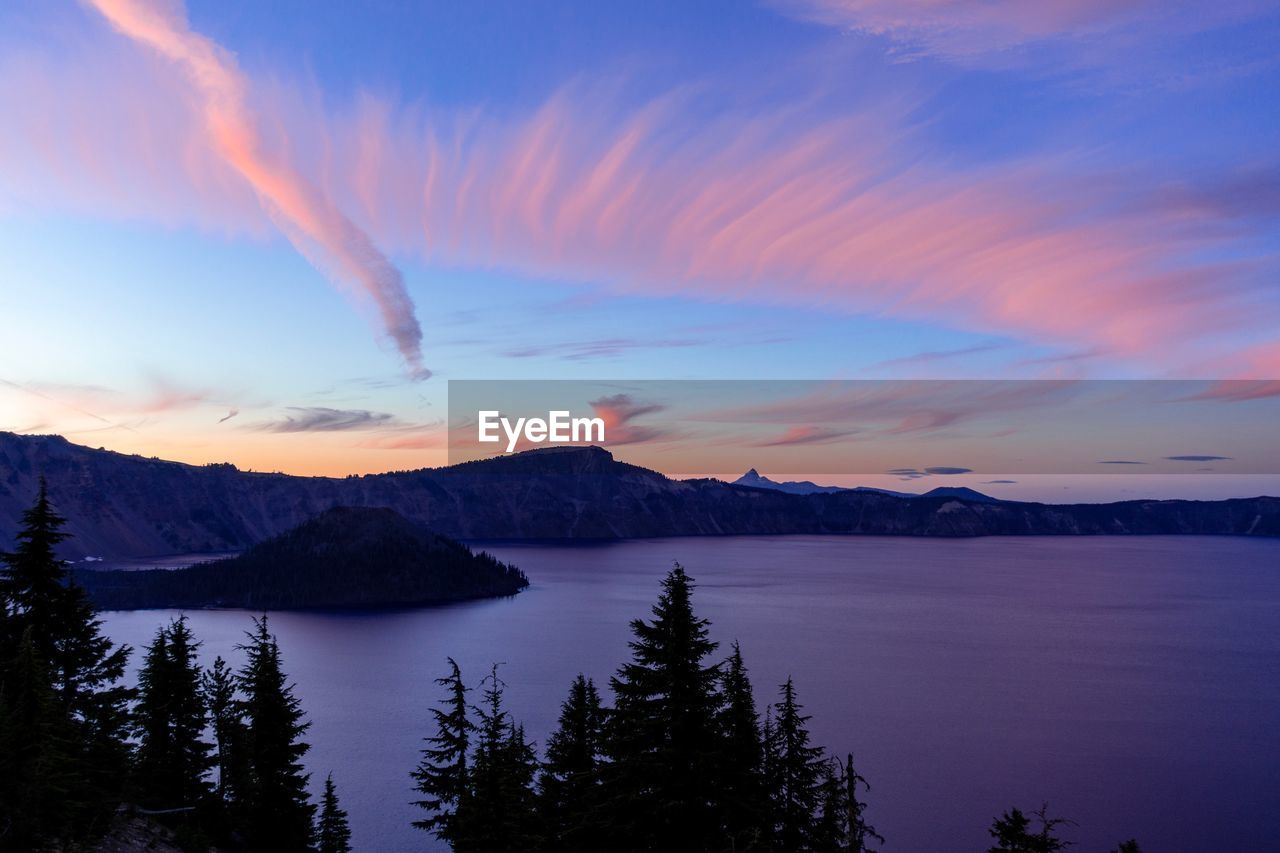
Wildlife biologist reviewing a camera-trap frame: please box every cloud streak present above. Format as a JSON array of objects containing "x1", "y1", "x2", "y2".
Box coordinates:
[
  {"x1": 6, "y1": 10, "x2": 1278, "y2": 373},
  {"x1": 749, "y1": 425, "x2": 860, "y2": 447},
  {"x1": 83, "y1": 0, "x2": 428, "y2": 378},
  {"x1": 770, "y1": 0, "x2": 1269, "y2": 63},
  {"x1": 588, "y1": 394, "x2": 668, "y2": 445},
  {"x1": 248, "y1": 407, "x2": 397, "y2": 433}
]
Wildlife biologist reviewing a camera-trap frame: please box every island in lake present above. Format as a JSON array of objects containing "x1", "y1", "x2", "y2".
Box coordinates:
[{"x1": 73, "y1": 506, "x2": 528, "y2": 610}]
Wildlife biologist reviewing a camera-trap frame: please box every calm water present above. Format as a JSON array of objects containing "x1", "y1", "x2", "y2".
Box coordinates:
[{"x1": 99, "y1": 536, "x2": 1280, "y2": 852}]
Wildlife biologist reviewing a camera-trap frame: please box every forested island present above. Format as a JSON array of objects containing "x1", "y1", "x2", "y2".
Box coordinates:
[
  {"x1": 0, "y1": 484, "x2": 1145, "y2": 851},
  {"x1": 73, "y1": 506, "x2": 528, "y2": 610}
]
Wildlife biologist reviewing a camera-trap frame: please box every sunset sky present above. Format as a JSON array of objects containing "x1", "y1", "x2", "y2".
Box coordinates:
[{"x1": 2, "y1": 0, "x2": 1278, "y2": 489}]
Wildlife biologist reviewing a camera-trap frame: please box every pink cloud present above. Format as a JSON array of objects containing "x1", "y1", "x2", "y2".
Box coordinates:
[
  {"x1": 2, "y1": 5, "x2": 1276, "y2": 373},
  {"x1": 82, "y1": 0, "x2": 428, "y2": 378},
  {"x1": 749, "y1": 425, "x2": 859, "y2": 447},
  {"x1": 327, "y1": 91, "x2": 1269, "y2": 366},
  {"x1": 588, "y1": 394, "x2": 668, "y2": 445}
]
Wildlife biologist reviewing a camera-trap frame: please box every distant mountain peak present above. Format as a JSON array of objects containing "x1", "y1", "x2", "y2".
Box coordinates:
[{"x1": 732, "y1": 469, "x2": 847, "y2": 495}]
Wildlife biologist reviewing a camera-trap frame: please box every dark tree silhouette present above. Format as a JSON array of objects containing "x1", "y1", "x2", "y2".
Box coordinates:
[
  {"x1": 767, "y1": 677, "x2": 828, "y2": 851},
  {"x1": 988, "y1": 803, "x2": 1074, "y2": 852},
  {"x1": 539, "y1": 674, "x2": 606, "y2": 853},
  {"x1": 840, "y1": 753, "x2": 882, "y2": 853},
  {"x1": 603, "y1": 563, "x2": 724, "y2": 850},
  {"x1": 317, "y1": 772, "x2": 353, "y2": 853},
  {"x1": 814, "y1": 753, "x2": 883, "y2": 852},
  {"x1": 413, "y1": 657, "x2": 474, "y2": 844},
  {"x1": 0, "y1": 628, "x2": 78, "y2": 848},
  {"x1": 133, "y1": 616, "x2": 214, "y2": 811},
  {"x1": 203, "y1": 654, "x2": 244, "y2": 805},
  {"x1": 235, "y1": 616, "x2": 315, "y2": 849},
  {"x1": 459, "y1": 664, "x2": 540, "y2": 851},
  {"x1": 0, "y1": 480, "x2": 132, "y2": 845},
  {"x1": 718, "y1": 640, "x2": 769, "y2": 850}
]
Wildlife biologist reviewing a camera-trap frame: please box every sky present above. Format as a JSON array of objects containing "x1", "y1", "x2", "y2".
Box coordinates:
[{"x1": 1, "y1": 0, "x2": 1278, "y2": 495}]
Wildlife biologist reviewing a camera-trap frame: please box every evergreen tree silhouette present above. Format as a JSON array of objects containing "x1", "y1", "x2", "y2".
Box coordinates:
[
  {"x1": 203, "y1": 654, "x2": 245, "y2": 805},
  {"x1": 768, "y1": 677, "x2": 827, "y2": 851},
  {"x1": 134, "y1": 616, "x2": 214, "y2": 811},
  {"x1": 0, "y1": 478, "x2": 72, "y2": 663},
  {"x1": 0, "y1": 628, "x2": 79, "y2": 848},
  {"x1": 840, "y1": 753, "x2": 882, "y2": 853},
  {"x1": 814, "y1": 759, "x2": 846, "y2": 851},
  {"x1": 317, "y1": 772, "x2": 353, "y2": 853},
  {"x1": 988, "y1": 803, "x2": 1074, "y2": 852},
  {"x1": 539, "y1": 674, "x2": 606, "y2": 852},
  {"x1": 603, "y1": 563, "x2": 724, "y2": 850},
  {"x1": 460, "y1": 664, "x2": 540, "y2": 851},
  {"x1": 811, "y1": 752, "x2": 883, "y2": 852},
  {"x1": 0, "y1": 480, "x2": 132, "y2": 843},
  {"x1": 413, "y1": 657, "x2": 474, "y2": 845},
  {"x1": 717, "y1": 640, "x2": 769, "y2": 850},
  {"x1": 235, "y1": 616, "x2": 314, "y2": 849}
]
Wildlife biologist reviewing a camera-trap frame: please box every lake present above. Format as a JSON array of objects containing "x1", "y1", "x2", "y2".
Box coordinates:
[{"x1": 99, "y1": 535, "x2": 1280, "y2": 852}]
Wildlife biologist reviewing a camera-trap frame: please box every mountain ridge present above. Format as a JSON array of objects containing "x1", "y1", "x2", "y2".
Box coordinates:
[{"x1": 2, "y1": 431, "x2": 1278, "y2": 558}]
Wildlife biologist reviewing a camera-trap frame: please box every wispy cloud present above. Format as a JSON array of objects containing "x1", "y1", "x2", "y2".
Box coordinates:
[
  {"x1": 588, "y1": 394, "x2": 667, "y2": 445},
  {"x1": 83, "y1": 0, "x2": 428, "y2": 378},
  {"x1": 0, "y1": 377, "x2": 224, "y2": 435},
  {"x1": 886, "y1": 465, "x2": 973, "y2": 479},
  {"x1": 247, "y1": 407, "x2": 397, "y2": 433},
  {"x1": 1180, "y1": 379, "x2": 1280, "y2": 402},
  {"x1": 769, "y1": 0, "x2": 1271, "y2": 65},
  {"x1": 1165, "y1": 454, "x2": 1233, "y2": 462},
  {"x1": 4, "y1": 6, "x2": 1277, "y2": 374},
  {"x1": 503, "y1": 337, "x2": 704, "y2": 361},
  {"x1": 748, "y1": 425, "x2": 860, "y2": 447},
  {"x1": 864, "y1": 343, "x2": 1006, "y2": 374}
]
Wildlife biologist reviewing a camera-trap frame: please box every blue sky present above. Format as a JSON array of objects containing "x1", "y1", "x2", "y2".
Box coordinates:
[{"x1": 0, "y1": 0, "x2": 1277, "y2": 487}]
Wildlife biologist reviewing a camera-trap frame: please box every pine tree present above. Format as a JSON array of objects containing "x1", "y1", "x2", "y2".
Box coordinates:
[
  {"x1": 317, "y1": 772, "x2": 353, "y2": 853},
  {"x1": 413, "y1": 657, "x2": 474, "y2": 845},
  {"x1": 988, "y1": 803, "x2": 1073, "y2": 852},
  {"x1": 840, "y1": 754, "x2": 882, "y2": 853},
  {"x1": 0, "y1": 478, "x2": 72, "y2": 663},
  {"x1": 718, "y1": 641, "x2": 768, "y2": 850},
  {"x1": 235, "y1": 616, "x2": 314, "y2": 849},
  {"x1": 134, "y1": 626, "x2": 174, "y2": 805},
  {"x1": 769, "y1": 677, "x2": 828, "y2": 851},
  {"x1": 0, "y1": 628, "x2": 78, "y2": 848},
  {"x1": 811, "y1": 753, "x2": 883, "y2": 853},
  {"x1": 761, "y1": 704, "x2": 779, "y2": 850},
  {"x1": 539, "y1": 674, "x2": 606, "y2": 852},
  {"x1": 134, "y1": 616, "x2": 214, "y2": 811},
  {"x1": 460, "y1": 665, "x2": 540, "y2": 852},
  {"x1": 603, "y1": 563, "x2": 724, "y2": 850},
  {"x1": 0, "y1": 480, "x2": 132, "y2": 843},
  {"x1": 203, "y1": 654, "x2": 244, "y2": 804},
  {"x1": 814, "y1": 759, "x2": 847, "y2": 852}
]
